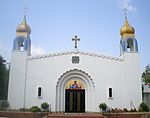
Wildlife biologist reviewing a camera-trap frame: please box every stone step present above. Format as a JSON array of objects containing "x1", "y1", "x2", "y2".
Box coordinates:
[{"x1": 43, "y1": 113, "x2": 105, "y2": 118}]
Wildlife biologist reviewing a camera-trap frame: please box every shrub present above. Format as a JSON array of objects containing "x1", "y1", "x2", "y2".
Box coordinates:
[
  {"x1": 138, "y1": 102, "x2": 149, "y2": 112},
  {"x1": 0, "y1": 100, "x2": 9, "y2": 108},
  {"x1": 0, "y1": 107, "x2": 5, "y2": 111},
  {"x1": 110, "y1": 108, "x2": 115, "y2": 113},
  {"x1": 99, "y1": 102, "x2": 107, "y2": 112},
  {"x1": 41, "y1": 102, "x2": 49, "y2": 111},
  {"x1": 130, "y1": 108, "x2": 137, "y2": 112},
  {"x1": 29, "y1": 106, "x2": 41, "y2": 112},
  {"x1": 123, "y1": 108, "x2": 128, "y2": 112}
]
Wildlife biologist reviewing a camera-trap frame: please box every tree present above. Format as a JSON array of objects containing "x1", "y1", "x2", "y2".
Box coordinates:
[
  {"x1": 0, "y1": 55, "x2": 9, "y2": 100},
  {"x1": 138, "y1": 102, "x2": 149, "y2": 112},
  {"x1": 142, "y1": 65, "x2": 150, "y2": 84}
]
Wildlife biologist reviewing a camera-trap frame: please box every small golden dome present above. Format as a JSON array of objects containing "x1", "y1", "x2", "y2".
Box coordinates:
[
  {"x1": 120, "y1": 18, "x2": 135, "y2": 36},
  {"x1": 16, "y1": 15, "x2": 31, "y2": 35}
]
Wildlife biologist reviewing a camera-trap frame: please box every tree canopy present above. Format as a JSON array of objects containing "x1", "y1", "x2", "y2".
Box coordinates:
[
  {"x1": 142, "y1": 64, "x2": 150, "y2": 84},
  {"x1": 0, "y1": 55, "x2": 9, "y2": 100}
]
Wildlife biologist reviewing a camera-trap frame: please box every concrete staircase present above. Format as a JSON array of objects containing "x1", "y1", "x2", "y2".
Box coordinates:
[{"x1": 43, "y1": 112, "x2": 106, "y2": 118}]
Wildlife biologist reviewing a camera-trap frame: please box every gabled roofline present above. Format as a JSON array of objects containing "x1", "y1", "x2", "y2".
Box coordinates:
[{"x1": 27, "y1": 50, "x2": 123, "y2": 61}]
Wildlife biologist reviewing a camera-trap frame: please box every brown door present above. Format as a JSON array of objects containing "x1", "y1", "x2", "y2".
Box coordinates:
[{"x1": 65, "y1": 89, "x2": 85, "y2": 112}]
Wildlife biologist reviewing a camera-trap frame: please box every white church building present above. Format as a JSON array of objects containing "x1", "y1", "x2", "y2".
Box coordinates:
[{"x1": 8, "y1": 15, "x2": 142, "y2": 112}]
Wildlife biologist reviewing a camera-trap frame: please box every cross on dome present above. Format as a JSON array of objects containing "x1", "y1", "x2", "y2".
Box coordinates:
[
  {"x1": 23, "y1": 6, "x2": 28, "y2": 16},
  {"x1": 123, "y1": 8, "x2": 128, "y2": 19}
]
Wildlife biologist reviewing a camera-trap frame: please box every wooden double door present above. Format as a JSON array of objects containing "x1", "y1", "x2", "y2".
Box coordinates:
[{"x1": 65, "y1": 89, "x2": 85, "y2": 112}]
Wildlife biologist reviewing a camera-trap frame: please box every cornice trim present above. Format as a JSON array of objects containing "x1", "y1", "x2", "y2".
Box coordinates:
[{"x1": 27, "y1": 50, "x2": 123, "y2": 61}]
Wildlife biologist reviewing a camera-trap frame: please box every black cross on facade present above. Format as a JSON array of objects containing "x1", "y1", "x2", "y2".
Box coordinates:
[{"x1": 72, "y1": 35, "x2": 80, "y2": 49}]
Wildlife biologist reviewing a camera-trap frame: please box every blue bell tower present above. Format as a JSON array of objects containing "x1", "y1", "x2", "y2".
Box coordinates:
[{"x1": 120, "y1": 17, "x2": 138, "y2": 54}]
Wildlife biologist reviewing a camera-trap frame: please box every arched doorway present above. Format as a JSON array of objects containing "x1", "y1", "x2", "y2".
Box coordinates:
[{"x1": 56, "y1": 69, "x2": 95, "y2": 112}]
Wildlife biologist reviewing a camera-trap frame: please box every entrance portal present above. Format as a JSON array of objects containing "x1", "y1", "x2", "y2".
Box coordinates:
[
  {"x1": 65, "y1": 89, "x2": 85, "y2": 112},
  {"x1": 56, "y1": 69, "x2": 95, "y2": 112}
]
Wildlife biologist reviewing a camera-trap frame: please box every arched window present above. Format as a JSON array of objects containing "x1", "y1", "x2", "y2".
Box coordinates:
[
  {"x1": 37, "y1": 87, "x2": 42, "y2": 98},
  {"x1": 108, "y1": 87, "x2": 113, "y2": 98},
  {"x1": 127, "y1": 38, "x2": 134, "y2": 51}
]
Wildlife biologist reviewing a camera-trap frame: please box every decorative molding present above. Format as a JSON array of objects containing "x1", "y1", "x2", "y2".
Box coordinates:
[
  {"x1": 27, "y1": 50, "x2": 123, "y2": 61},
  {"x1": 56, "y1": 68, "x2": 95, "y2": 88},
  {"x1": 72, "y1": 56, "x2": 80, "y2": 64}
]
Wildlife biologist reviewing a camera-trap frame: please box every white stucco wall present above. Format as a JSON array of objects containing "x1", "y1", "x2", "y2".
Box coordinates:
[
  {"x1": 8, "y1": 50, "x2": 142, "y2": 112},
  {"x1": 8, "y1": 51, "x2": 28, "y2": 109},
  {"x1": 123, "y1": 52, "x2": 142, "y2": 109}
]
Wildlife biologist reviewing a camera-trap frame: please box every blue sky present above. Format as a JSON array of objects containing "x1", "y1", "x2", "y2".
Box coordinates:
[{"x1": 0, "y1": 0, "x2": 150, "y2": 72}]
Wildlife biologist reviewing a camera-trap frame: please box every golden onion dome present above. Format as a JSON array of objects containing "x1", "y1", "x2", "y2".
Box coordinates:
[
  {"x1": 120, "y1": 18, "x2": 135, "y2": 36},
  {"x1": 16, "y1": 15, "x2": 31, "y2": 35}
]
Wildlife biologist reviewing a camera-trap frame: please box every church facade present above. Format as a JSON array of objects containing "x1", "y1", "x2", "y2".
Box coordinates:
[{"x1": 8, "y1": 15, "x2": 142, "y2": 112}]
